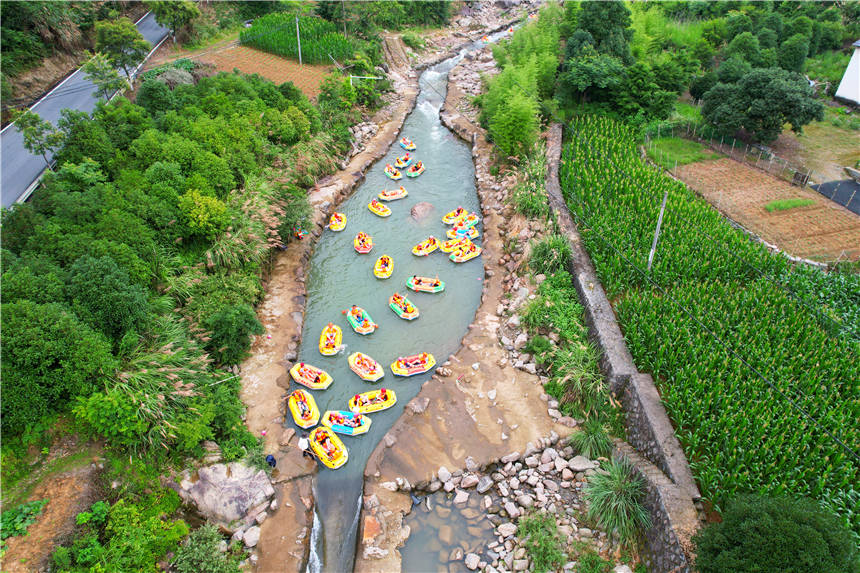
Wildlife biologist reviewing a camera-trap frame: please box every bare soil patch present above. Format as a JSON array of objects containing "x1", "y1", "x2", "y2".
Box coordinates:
[
  {"x1": 197, "y1": 45, "x2": 331, "y2": 99},
  {"x1": 770, "y1": 121, "x2": 860, "y2": 183},
  {"x1": 674, "y1": 157, "x2": 860, "y2": 262}
]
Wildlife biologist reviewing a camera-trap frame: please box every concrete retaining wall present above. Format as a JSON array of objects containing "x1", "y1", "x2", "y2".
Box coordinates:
[{"x1": 545, "y1": 123, "x2": 701, "y2": 572}]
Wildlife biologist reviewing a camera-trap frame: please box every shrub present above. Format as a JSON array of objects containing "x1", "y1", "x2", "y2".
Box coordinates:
[
  {"x1": 401, "y1": 31, "x2": 424, "y2": 51},
  {"x1": 576, "y1": 551, "x2": 613, "y2": 573},
  {"x1": 585, "y1": 457, "x2": 650, "y2": 548},
  {"x1": 179, "y1": 189, "x2": 231, "y2": 240},
  {"x1": 693, "y1": 495, "x2": 860, "y2": 573},
  {"x1": 489, "y1": 91, "x2": 541, "y2": 158},
  {"x1": 570, "y1": 418, "x2": 612, "y2": 459},
  {"x1": 205, "y1": 303, "x2": 264, "y2": 365},
  {"x1": 529, "y1": 234, "x2": 572, "y2": 276},
  {"x1": 173, "y1": 523, "x2": 239, "y2": 573},
  {"x1": 1, "y1": 500, "x2": 49, "y2": 541},
  {"x1": 517, "y1": 512, "x2": 565, "y2": 573}
]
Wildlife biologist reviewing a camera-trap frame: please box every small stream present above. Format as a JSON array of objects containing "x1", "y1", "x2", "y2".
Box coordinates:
[{"x1": 290, "y1": 31, "x2": 512, "y2": 573}]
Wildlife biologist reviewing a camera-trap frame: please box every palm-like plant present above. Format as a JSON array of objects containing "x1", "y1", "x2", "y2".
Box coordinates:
[{"x1": 570, "y1": 418, "x2": 613, "y2": 459}]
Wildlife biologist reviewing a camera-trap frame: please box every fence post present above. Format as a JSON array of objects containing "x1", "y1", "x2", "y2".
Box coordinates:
[
  {"x1": 295, "y1": 15, "x2": 302, "y2": 66},
  {"x1": 647, "y1": 191, "x2": 669, "y2": 272}
]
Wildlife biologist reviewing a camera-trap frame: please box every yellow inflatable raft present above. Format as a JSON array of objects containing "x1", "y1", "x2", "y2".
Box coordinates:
[
  {"x1": 374, "y1": 255, "x2": 393, "y2": 279},
  {"x1": 440, "y1": 237, "x2": 469, "y2": 253},
  {"x1": 389, "y1": 292, "x2": 419, "y2": 320},
  {"x1": 378, "y1": 186, "x2": 408, "y2": 201},
  {"x1": 319, "y1": 322, "x2": 342, "y2": 356},
  {"x1": 390, "y1": 352, "x2": 436, "y2": 377},
  {"x1": 354, "y1": 232, "x2": 373, "y2": 254},
  {"x1": 450, "y1": 243, "x2": 482, "y2": 263},
  {"x1": 321, "y1": 410, "x2": 371, "y2": 436},
  {"x1": 368, "y1": 199, "x2": 391, "y2": 217},
  {"x1": 329, "y1": 212, "x2": 346, "y2": 231},
  {"x1": 412, "y1": 236, "x2": 439, "y2": 256},
  {"x1": 446, "y1": 226, "x2": 479, "y2": 240},
  {"x1": 348, "y1": 351, "x2": 385, "y2": 382},
  {"x1": 406, "y1": 275, "x2": 445, "y2": 293},
  {"x1": 394, "y1": 153, "x2": 413, "y2": 169},
  {"x1": 287, "y1": 389, "x2": 320, "y2": 429},
  {"x1": 349, "y1": 388, "x2": 397, "y2": 414},
  {"x1": 442, "y1": 207, "x2": 467, "y2": 225},
  {"x1": 309, "y1": 427, "x2": 348, "y2": 469},
  {"x1": 399, "y1": 137, "x2": 416, "y2": 151},
  {"x1": 289, "y1": 362, "x2": 333, "y2": 390}
]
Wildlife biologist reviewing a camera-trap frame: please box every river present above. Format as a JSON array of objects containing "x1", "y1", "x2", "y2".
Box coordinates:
[{"x1": 293, "y1": 30, "x2": 510, "y2": 573}]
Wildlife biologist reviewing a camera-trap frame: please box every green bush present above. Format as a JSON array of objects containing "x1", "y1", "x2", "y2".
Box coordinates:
[
  {"x1": 173, "y1": 523, "x2": 240, "y2": 573},
  {"x1": 517, "y1": 512, "x2": 565, "y2": 573},
  {"x1": 585, "y1": 457, "x2": 650, "y2": 548},
  {"x1": 179, "y1": 189, "x2": 231, "y2": 240},
  {"x1": 205, "y1": 303, "x2": 264, "y2": 365},
  {"x1": 529, "y1": 234, "x2": 572, "y2": 275},
  {"x1": 576, "y1": 551, "x2": 613, "y2": 573},
  {"x1": 694, "y1": 495, "x2": 859, "y2": 573},
  {"x1": 570, "y1": 418, "x2": 612, "y2": 459},
  {"x1": 1, "y1": 499, "x2": 48, "y2": 541},
  {"x1": 401, "y1": 31, "x2": 424, "y2": 51}
]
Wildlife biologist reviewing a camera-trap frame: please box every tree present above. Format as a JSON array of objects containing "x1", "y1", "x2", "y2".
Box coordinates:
[
  {"x1": 614, "y1": 62, "x2": 675, "y2": 120},
  {"x1": 489, "y1": 91, "x2": 540, "y2": 158},
  {"x1": 559, "y1": 44, "x2": 624, "y2": 104},
  {"x1": 95, "y1": 18, "x2": 150, "y2": 80},
  {"x1": 725, "y1": 31, "x2": 762, "y2": 66},
  {"x1": 68, "y1": 255, "x2": 149, "y2": 343},
  {"x1": 12, "y1": 110, "x2": 64, "y2": 169},
  {"x1": 204, "y1": 304, "x2": 264, "y2": 365},
  {"x1": 82, "y1": 52, "x2": 127, "y2": 99},
  {"x1": 145, "y1": 1, "x2": 200, "y2": 45},
  {"x1": 778, "y1": 33, "x2": 809, "y2": 73},
  {"x1": 694, "y1": 495, "x2": 859, "y2": 573},
  {"x1": 702, "y1": 68, "x2": 824, "y2": 143},
  {"x1": 576, "y1": 0, "x2": 633, "y2": 63}
]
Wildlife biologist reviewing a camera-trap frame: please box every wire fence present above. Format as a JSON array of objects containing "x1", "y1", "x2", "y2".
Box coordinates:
[{"x1": 643, "y1": 120, "x2": 815, "y2": 187}]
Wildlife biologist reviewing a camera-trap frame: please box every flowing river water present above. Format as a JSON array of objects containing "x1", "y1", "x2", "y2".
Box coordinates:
[{"x1": 294, "y1": 31, "x2": 511, "y2": 572}]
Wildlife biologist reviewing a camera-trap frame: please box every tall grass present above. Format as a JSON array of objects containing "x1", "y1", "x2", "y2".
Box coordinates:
[
  {"x1": 570, "y1": 418, "x2": 613, "y2": 459},
  {"x1": 529, "y1": 234, "x2": 572, "y2": 276},
  {"x1": 585, "y1": 457, "x2": 651, "y2": 548},
  {"x1": 629, "y1": 7, "x2": 708, "y2": 59},
  {"x1": 517, "y1": 512, "x2": 566, "y2": 573}
]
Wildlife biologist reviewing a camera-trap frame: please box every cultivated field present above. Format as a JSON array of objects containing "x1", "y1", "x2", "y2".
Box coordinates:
[
  {"x1": 197, "y1": 45, "x2": 332, "y2": 99},
  {"x1": 674, "y1": 157, "x2": 860, "y2": 262}
]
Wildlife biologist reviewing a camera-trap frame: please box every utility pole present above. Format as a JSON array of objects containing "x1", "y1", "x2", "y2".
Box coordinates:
[
  {"x1": 295, "y1": 15, "x2": 302, "y2": 66},
  {"x1": 647, "y1": 191, "x2": 669, "y2": 273}
]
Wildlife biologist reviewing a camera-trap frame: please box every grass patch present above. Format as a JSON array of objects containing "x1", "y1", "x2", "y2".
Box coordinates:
[
  {"x1": 517, "y1": 512, "x2": 565, "y2": 573},
  {"x1": 585, "y1": 458, "x2": 650, "y2": 549},
  {"x1": 646, "y1": 136, "x2": 720, "y2": 170},
  {"x1": 569, "y1": 419, "x2": 613, "y2": 459},
  {"x1": 805, "y1": 50, "x2": 852, "y2": 92},
  {"x1": 672, "y1": 101, "x2": 702, "y2": 123},
  {"x1": 764, "y1": 198, "x2": 816, "y2": 212}
]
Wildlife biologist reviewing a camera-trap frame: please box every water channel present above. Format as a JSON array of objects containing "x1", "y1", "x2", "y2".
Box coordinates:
[{"x1": 292, "y1": 31, "x2": 510, "y2": 572}]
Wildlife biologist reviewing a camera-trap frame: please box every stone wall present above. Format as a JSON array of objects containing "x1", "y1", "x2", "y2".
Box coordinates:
[{"x1": 545, "y1": 123, "x2": 702, "y2": 572}]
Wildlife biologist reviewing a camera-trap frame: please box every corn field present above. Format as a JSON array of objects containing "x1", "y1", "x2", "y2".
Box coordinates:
[
  {"x1": 240, "y1": 13, "x2": 356, "y2": 65},
  {"x1": 560, "y1": 115, "x2": 860, "y2": 537}
]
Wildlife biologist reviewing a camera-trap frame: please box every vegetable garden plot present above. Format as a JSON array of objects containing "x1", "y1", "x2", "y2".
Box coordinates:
[
  {"x1": 240, "y1": 13, "x2": 357, "y2": 65},
  {"x1": 560, "y1": 115, "x2": 860, "y2": 537}
]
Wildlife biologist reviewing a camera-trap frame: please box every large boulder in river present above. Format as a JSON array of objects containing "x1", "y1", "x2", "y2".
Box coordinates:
[
  {"x1": 411, "y1": 202, "x2": 434, "y2": 221},
  {"x1": 175, "y1": 462, "x2": 275, "y2": 531}
]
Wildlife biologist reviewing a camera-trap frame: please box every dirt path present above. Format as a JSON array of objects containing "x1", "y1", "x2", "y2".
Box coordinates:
[
  {"x1": 674, "y1": 157, "x2": 860, "y2": 262},
  {"x1": 354, "y1": 50, "x2": 573, "y2": 573}
]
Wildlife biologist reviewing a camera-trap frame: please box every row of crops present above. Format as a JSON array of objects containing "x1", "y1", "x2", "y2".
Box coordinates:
[
  {"x1": 240, "y1": 13, "x2": 357, "y2": 65},
  {"x1": 560, "y1": 115, "x2": 859, "y2": 537}
]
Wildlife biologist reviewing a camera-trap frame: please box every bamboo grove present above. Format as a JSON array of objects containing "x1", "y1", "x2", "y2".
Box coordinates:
[{"x1": 560, "y1": 115, "x2": 860, "y2": 537}]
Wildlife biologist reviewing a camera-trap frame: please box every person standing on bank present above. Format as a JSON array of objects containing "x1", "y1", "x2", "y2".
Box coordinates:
[{"x1": 298, "y1": 432, "x2": 314, "y2": 460}]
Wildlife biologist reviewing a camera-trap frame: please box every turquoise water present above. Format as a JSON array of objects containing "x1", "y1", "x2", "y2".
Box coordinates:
[{"x1": 295, "y1": 48, "x2": 492, "y2": 573}]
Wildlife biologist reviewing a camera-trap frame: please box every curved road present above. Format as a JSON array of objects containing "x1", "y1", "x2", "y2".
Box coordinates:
[{"x1": 1, "y1": 12, "x2": 168, "y2": 208}]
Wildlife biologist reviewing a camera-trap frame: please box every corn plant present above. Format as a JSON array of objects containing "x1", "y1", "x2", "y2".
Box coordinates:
[{"x1": 240, "y1": 14, "x2": 356, "y2": 65}]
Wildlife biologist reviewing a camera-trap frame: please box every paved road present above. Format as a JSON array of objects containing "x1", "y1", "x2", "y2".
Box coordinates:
[{"x1": 1, "y1": 12, "x2": 168, "y2": 208}]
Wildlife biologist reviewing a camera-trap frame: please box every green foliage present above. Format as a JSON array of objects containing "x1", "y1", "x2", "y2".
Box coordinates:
[
  {"x1": 702, "y1": 68, "x2": 824, "y2": 143},
  {"x1": 561, "y1": 115, "x2": 860, "y2": 536},
  {"x1": 95, "y1": 17, "x2": 150, "y2": 78},
  {"x1": 12, "y1": 109, "x2": 64, "y2": 168},
  {"x1": 401, "y1": 31, "x2": 424, "y2": 52},
  {"x1": 585, "y1": 458, "x2": 650, "y2": 548},
  {"x1": 205, "y1": 304, "x2": 264, "y2": 365},
  {"x1": 179, "y1": 189, "x2": 231, "y2": 240},
  {"x1": 1, "y1": 500, "x2": 49, "y2": 541},
  {"x1": 764, "y1": 198, "x2": 815, "y2": 212},
  {"x1": 69, "y1": 255, "x2": 149, "y2": 342},
  {"x1": 779, "y1": 33, "x2": 810, "y2": 73},
  {"x1": 240, "y1": 13, "x2": 357, "y2": 64},
  {"x1": 570, "y1": 419, "x2": 613, "y2": 459},
  {"x1": 75, "y1": 501, "x2": 110, "y2": 526},
  {"x1": 529, "y1": 234, "x2": 572, "y2": 276},
  {"x1": 489, "y1": 91, "x2": 540, "y2": 158},
  {"x1": 82, "y1": 51, "x2": 128, "y2": 99},
  {"x1": 1, "y1": 301, "x2": 116, "y2": 434},
  {"x1": 694, "y1": 495, "x2": 860, "y2": 573},
  {"x1": 510, "y1": 149, "x2": 550, "y2": 219},
  {"x1": 646, "y1": 136, "x2": 719, "y2": 170},
  {"x1": 576, "y1": 551, "x2": 613, "y2": 573},
  {"x1": 172, "y1": 524, "x2": 240, "y2": 573},
  {"x1": 517, "y1": 513, "x2": 565, "y2": 573},
  {"x1": 146, "y1": 0, "x2": 200, "y2": 43}
]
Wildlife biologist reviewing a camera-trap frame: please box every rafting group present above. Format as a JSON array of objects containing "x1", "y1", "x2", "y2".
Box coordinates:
[{"x1": 291, "y1": 136, "x2": 484, "y2": 470}]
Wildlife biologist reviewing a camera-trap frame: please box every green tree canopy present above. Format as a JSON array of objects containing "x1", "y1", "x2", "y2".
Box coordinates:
[
  {"x1": 12, "y1": 110, "x2": 64, "y2": 169},
  {"x1": 145, "y1": 1, "x2": 200, "y2": 44},
  {"x1": 95, "y1": 18, "x2": 150, "y2": 79},
  {"x1": 702, "y1": 67, "x2": 824, "y2": 143},
  {"x1": 82, "y1": 51, "x2": 128, "y2": 98},
  {"x1": 778, "y1": 33, "x2": 809, "y2": 73}
]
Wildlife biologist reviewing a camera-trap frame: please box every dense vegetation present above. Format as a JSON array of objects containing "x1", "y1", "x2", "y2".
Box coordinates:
[
  {"x1": 1, "y1": 67, "x2": 338, "y2": 468},
  {"x1": 315, "y1": 1, "x2": 451, "y2": 36},
  {"x1": 240, "y1": 13, "x2": 358, "y2": 65},
  {"x1": 693, "y1": 495, "x2": 859, "y2": 573},
  {"x1": 479, "y1": 2, "x2": 562, "y2": 157},
  {"x1": 560, "y1": 114, "x2": 859, "y2": 537}
]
